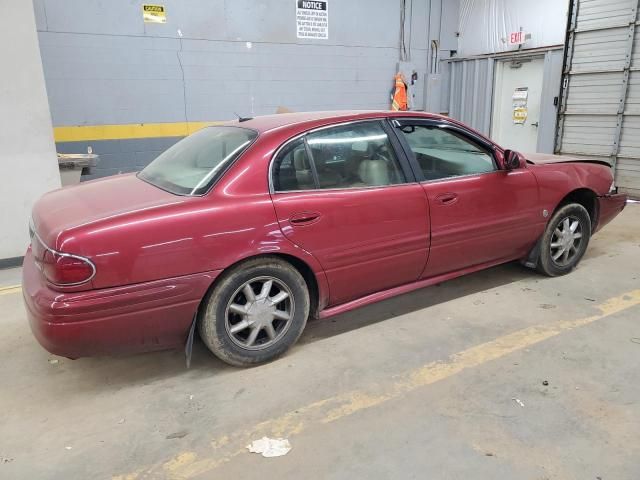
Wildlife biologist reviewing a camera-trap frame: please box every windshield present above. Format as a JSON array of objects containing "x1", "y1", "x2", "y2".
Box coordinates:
[{"x1": 138, "y1": 126, "x2": 258, "y2": 195}]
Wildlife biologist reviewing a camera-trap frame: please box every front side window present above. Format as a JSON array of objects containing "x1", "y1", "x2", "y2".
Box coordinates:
[
  {"x1": 139, "y1": 126, "x2": 257, "y2": 195},
  {"x1": 396, "y1": 124, "x2": 495, "y2": 181}
]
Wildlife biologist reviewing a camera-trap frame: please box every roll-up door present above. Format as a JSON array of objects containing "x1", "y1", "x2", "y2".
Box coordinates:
[{"x1": 557, "y1": 0, "x2": 640, "y2": 197}]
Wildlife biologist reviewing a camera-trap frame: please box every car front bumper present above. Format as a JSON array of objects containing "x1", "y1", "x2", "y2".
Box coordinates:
[
  {"x1": 22, "y1": 248, "x2": 220, "y2": 358},
  {"x1": 594, "y1": 192, "x2": 627, "y2": 233}
]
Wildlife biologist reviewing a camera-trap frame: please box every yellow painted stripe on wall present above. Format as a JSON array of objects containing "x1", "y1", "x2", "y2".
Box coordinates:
[{"x1": 53, "y1": 121, "x2": 224, "y2": 142}]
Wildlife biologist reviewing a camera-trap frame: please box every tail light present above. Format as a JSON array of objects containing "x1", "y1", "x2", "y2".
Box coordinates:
[
  {"x1": 40, "y1": 250, "x2": 95, "y2": 286},
  {"x1": 29, "y1": 218, "x2": 96, "y2": 286}
]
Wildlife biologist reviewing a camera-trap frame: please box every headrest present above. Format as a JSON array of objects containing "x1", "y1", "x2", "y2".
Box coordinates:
[{"x1": 359, "y1": 158, "x2": 390, "y2": 186}]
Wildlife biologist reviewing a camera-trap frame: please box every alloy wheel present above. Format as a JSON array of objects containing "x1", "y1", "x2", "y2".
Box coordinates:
[
  {"x1": 550, "y1": 216, "x2": 583, "y2": 267},
  {"x1": 224, "y1": 276, "x2": 294, "y2": 351}
]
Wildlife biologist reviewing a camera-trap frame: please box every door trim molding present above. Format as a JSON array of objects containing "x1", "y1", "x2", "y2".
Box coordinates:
[{"x1": 319, "y1": 253, "x2": 521, "y2": 319}]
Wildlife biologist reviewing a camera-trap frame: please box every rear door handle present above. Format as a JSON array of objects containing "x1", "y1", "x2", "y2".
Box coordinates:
[
  {"x1": 289, "y1": 211, "x2": 321, "y2": 225},
  {"x1": 435, "y1": 193, "x2": 458, "y2": 205}
]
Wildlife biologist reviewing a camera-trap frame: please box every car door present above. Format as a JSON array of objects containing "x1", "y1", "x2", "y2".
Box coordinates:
[
  {"x1": 270, "y1": 120, "x2": 430, "y2": 306},
  {"x1": 392, "y1": 118, "x2": 542, "y2": 278}
]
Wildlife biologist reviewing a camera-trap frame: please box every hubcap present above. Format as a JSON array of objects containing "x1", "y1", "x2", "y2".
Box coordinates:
[
  {"x1": 225, "y1": 276, "x2": 294, "y2": 351},
  {"x1": 550, "y1": 216, "x2": 583, "y2": 266}
]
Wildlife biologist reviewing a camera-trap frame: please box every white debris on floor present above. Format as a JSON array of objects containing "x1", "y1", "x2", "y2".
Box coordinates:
[{"x1": 246, "y1": 437, "x2": 292, "y2": 458}]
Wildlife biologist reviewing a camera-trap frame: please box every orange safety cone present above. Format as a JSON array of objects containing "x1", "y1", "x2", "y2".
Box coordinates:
[{"x1": 391, "y1": 73, "x2": 408, "y2": 111}]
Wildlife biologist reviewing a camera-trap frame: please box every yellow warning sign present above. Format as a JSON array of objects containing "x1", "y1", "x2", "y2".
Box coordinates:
[
  {"x1": 143, "y1": 4, "x2": 166, "y2": 23},
  {"x1": 512, "y1": 107, "x2": 528, "y2": 124}
]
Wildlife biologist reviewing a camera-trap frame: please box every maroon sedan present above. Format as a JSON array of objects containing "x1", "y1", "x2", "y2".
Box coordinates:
[{"x1": 23, "y1": 111, "x2": 626, "y2": 366}]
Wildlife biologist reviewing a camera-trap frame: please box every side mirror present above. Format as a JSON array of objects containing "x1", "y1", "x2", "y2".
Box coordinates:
[{"x1": 503, "y1": 149, "x2": 522, "y2": 170}]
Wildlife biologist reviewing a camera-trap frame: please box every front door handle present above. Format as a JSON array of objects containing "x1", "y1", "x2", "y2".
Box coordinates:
[
  {"x1": 435, "y1": 193, "x2": 458, "y2": 205},
  {"x1": 289, "y1": 211, "x2": 321, "y2": 225}
]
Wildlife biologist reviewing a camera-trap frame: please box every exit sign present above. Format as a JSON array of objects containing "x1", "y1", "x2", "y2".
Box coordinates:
[{"x1": 509, "y1": 31, "x2": 528, "y2": 45}]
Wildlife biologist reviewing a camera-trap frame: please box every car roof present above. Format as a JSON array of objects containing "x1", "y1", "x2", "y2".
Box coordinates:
[{"x1": 219, "y1": 110, "x2": 448, "y2": 134}]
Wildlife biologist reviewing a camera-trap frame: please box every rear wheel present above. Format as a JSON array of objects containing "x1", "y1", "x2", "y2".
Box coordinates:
[
  {"x1": 198, "y1": 257, "x2": 310, "y2": 367},
  {"x1": 537, "y1": 203, "x2": 591, "y2": 277}
]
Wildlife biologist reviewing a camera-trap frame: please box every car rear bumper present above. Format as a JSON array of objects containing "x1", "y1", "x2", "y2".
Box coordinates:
[
  {"x1": 594, "y1": 193, "x2": 627, "y2": 233},
  {"x1": 22, "y1": 248, "x2": 220, "y2": 358}
]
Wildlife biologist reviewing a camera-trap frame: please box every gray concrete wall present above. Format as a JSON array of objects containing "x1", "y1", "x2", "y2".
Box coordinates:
[
  {"x1": 33, "y1": 0, "x2": 459, "y2": 178},
  {"x1": 0, "y1": 0, "x2": 60, "y2": 261},
  {"x1": 34, "y1": 0, "x2": 418, "y2": 124}
]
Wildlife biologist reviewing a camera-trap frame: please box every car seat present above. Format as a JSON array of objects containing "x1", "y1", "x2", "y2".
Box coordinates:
[
  {"x1": 358, "y1": 158, "x2": 390, "y2": 186},
  {"x1": 293, "y1": 149, "x2": 314, "y2": 189}
]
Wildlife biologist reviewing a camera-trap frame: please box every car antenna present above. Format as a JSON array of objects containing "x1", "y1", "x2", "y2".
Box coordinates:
[{"x1": 234, "y1": 112, "x2": 253, "y2": 122}]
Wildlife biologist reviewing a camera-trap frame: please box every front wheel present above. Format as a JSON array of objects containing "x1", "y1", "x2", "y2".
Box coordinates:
[
  {"x1": 537, "y1": 203, "x2": 591, "y2": 277},
  {"x1": 198, "y1": 257, "x2": 310, "y2": 367}
]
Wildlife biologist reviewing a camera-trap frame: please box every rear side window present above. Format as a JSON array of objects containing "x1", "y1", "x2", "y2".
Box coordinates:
[
  {"x1": 139, "y1": 126, "x2": 257, "y2": 195},
  {"x1": 272, "y1": 139, "x2": 315, "y2": 192},
  {"x1": 272, "y1": 121, "x2": 406, "y2": 191}
]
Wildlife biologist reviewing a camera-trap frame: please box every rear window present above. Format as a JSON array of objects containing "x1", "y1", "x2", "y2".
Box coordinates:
[{"x1": 138, "y1": 126, "x2": 258, "y2": 195}]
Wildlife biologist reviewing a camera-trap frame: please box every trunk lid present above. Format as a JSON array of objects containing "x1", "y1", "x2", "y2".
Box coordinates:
[{"x1": 31, "y1": 173, "x2": 186, "y2": 252}]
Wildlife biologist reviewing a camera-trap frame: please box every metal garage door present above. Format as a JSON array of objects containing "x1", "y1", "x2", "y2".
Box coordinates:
[{"x1": 556, "y1": 0, "x2": 640, "y2": 197}]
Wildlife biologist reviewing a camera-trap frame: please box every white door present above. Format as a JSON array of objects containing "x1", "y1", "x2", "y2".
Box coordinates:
[{"x1": 491, "y1": 57, "x2": 545, "y2": 153}]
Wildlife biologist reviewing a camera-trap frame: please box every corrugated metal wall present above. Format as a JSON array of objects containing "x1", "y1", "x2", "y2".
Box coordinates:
[
  {"x1": 458, "y1": 0, "x2": 569, "y2": 57},
  {"x1": 446, "y1": 58, "x2": 495, "y2": 136},
  {"x1": 444, "y1": 49, "x2": 563, "y2": 153},
  {"x1": 557, "y1": 0, "x2": 640, "y2": 197}
]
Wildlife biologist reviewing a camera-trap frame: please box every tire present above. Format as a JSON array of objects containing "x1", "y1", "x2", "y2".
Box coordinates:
[
  {"x1": 537, "y1": 203, "x2": 591, "y2": 277},
  {"x1": 198, "y1": 257, "x2": 310, "y2": 367}
]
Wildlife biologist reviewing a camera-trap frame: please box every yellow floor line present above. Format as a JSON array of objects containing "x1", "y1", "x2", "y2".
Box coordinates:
[
  {"x1": 0, "y1": 285, "x2": 21, "y2": 296},
  {"x1": 113, "y1": 289, "x2": 640, "y2": 480}
]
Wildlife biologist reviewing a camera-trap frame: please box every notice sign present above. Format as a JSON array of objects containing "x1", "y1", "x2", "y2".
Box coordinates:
[
  {"x1": 512, "y1": 87, "x2": 528, "y2": 124},
  {"x1": 143, "y1": 4, "x2": 166, "y2": 23},
  {"x1": 297, "y1": 0, "x2": 328, "y2": 39}
]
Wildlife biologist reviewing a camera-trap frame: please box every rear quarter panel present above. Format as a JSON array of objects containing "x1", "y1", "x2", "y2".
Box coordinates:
[{"x1": 50, "y1": 131, "x2": 329, "y2": 307}]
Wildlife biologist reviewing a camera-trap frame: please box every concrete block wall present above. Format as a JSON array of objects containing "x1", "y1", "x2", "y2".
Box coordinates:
[{"x1": 33, "y1": 0, "x2": 459, "y2": 179}]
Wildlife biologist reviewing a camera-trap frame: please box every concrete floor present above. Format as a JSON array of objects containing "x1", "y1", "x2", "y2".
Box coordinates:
[{"x1": 1, "y1": 205, "x2": 639, "y2": 480}]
